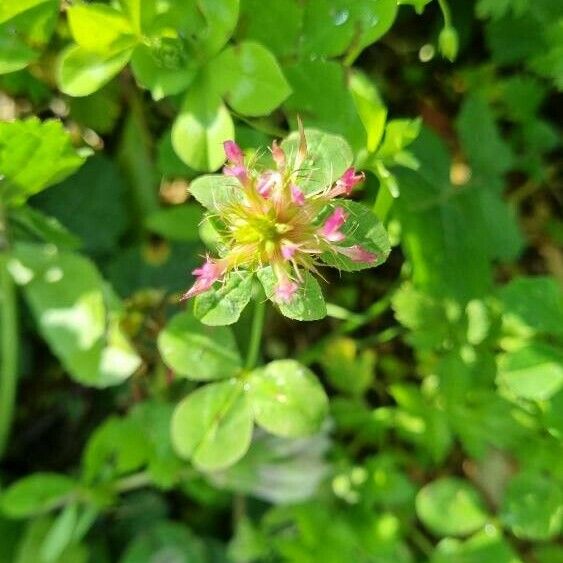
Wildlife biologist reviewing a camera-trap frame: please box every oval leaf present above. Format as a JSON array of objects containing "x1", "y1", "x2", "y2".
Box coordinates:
[
  {"x1": 1, "y1": 474, "x2": 76, "y2": 519},
  {"x1": 9, "y1": 243, "x2": 141, "y2": 388},
  {"x1": 213, "y1": 41, "x2": 291, "y2": 116},
  {"x1": 247, "y1": 359, "x2": 329, "y2": 437},
  {"x1": 498, "y1": 343, "x2": 563, "y2": 401},
  {"x1": 171, "y1": 380, "x2": 253, "y2": 470},
  {"x1": 500, "y1": 472, "x2": 562, "y2": 541},
  {"x1": 171, "y1": 86, "x2": 234, "y2": 171},
  {"x1": 416, "y1": 477, "x2": 489, "y2": 537},
  {"x1": 158, "y1": 311, "x2": 242, "y2": 380},
  {"x1": 57, "y1": 45, "x2": 132, "y2": 97},
  {"x1": 67, "y1": 3, "x2": 135, "y2": 53}
]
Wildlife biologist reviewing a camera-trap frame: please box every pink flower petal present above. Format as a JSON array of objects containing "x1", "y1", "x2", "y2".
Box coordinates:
[
  {"x1": 224, "y1": 140, "x2": 243, "y2": 164},
  {"x1": 281, "y1": 241, "x2": 298, "y2": 260},
  {"x1": 180, "y1": 257, "x2": 225, "y2": 300},
  {"x1": 271, "y1": 140, "x2": 286, "y2": 169},
  {"x1": 291, "y1": 185, "x2": 305, "y2": 206},
  {"x1": 275, "y1": 279, "x2": 299, "y2": 303},
  {"x1": 320, "y1": 207, "x2": 348, "y2": 242},
  {"x1": 330, "y1": 168, "x2": 365, "y2": 197},
  {"x1": 223, "y1": 164, "x2": 248, "y2": 185},
  {"x1": 337, "y1": 245, "x2": 377, "y2": 263},
  {"x1": 257, "y1": 171, "x2": 283, "y2": 198}
]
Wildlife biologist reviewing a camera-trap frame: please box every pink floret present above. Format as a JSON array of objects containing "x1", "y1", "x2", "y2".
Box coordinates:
[
  {"x1": 320, "y1": 207, "x2": 348, "y2": 242},
  {"x1": 275, "y1": 279, "x2": 299, "y2": 303},
  {"x1": 338, "y1": 244, "x2": 377, "y2": 263},
  {"x1": 224, "y1": 140, "x2": 244, "y2": 165}
]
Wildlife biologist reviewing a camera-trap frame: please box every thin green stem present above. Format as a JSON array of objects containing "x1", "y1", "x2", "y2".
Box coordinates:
[
  {"x1": 373, "y1": 184, "x2": 394, "y2": 222},
  {"x1": 245, "y1": 297, "x2": 266, "y2": 370},
  {"x1": 114, "y1": 470, "x2": 153, "y2": 493},
  {"x1": 438, "y1": 0, "x2": 452, "y2": 27},
  {"x1": 0, "y1": 207, "x2": 17, "y2": 459}
]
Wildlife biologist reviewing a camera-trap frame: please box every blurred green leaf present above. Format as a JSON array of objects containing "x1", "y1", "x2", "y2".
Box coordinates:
[
  {"x1": 350, "y1": 71, "x2": 387, "y2": 153},
  {"x1": 40, "y1": 503, "x2": 78, "y2": 563},
  {"x1": 14, "y1": 517, "x2": 88, "y2": 563},
  {"x1": 106, "y1": 241, "x2": 200, "y2": 296},
  {"x1": 131, "y1": 42, "x2": 197, "y2": 100},
  {"x1": 82, "y1": 416, "x2": 149, "y2": 482},
  {"x1": 146, "y1": 205, "x2": 202, "y2": 242},
  {"x1": 283, "y1": 60, "x2": 365, "y2": 151},
  {"x1": 394, "y1": 127, "x2": 519, "y2": 301},
  {"x1": 183, "y1": 0, "x2": 239, "y2": 59},
  {"x1": 501, "y1": 472, "x2": 562, "y2": 540},
  {"x1": 392, "y1": 283, "x2": 451, "y2": 350},
  {"x1": 237, "y1": 0, "x2": 302, "y2": 57},
  {"x1": 32, "y1": 155, "x2": 128, "y2": 255},
  {"x1": 247, "y1": 360, "x2": 329, "y2": 437},
  {"x1": 9, "y1": 243, "x2": 141, "y2": 387},
  {"x1": 171, "y1": 380, "x2": 253, "y2": 470},
  {"x1": 172, "y1": 82, "x2": 235, "y2": 171},
  {"x1": 68, "y1": 82, "x2": 122, "y2": 134},
  {"x1": 0, "y1": 0, "x2": 58, "y2": 74},
  {"x1": 416, "y1": 477, "x2": 489, "y2": 537},
  {"x1": 320, "y1": 337, "x2": 375, "y2": 396},
  {"x1": 129, "y1": 402, "x2": 184, "y2": 488},
  {"x1": 300, "y1": 0, "x2": 356, "y2": 57},
  {"x1": 349, "y1": 0, "x2": 398, "y2": 53},
  {"x1": 158, "y1": 311, "x2": 242, "y2": 380},
  {"x1": 375, "y1": 118, "x2": 421, "y2": 162},
  {"x1": 431, "y1": 527, "x2": 520, "y2": 563},
  {"x1": 457, "y1": 94, "x2": 514, "y2": 180},
  {"x1": 120, "y1": 521, "x2": 207, "y2": 563},
  {"x1": 157, "y1": 129, "x2": 197, "y2": 178},
  {"x1": 67, "y1": 3, "x2": 136, "y2": 53},
  {"x1": 57, "y1": 45, "x2": 132, "y2": 97},
  {"x1": 485, "y1": 14, "x2": 543, "y2": 66},
  {"x1": 498, "y1": 343, "x2": 563, "y2": 401},
  {"x1": 8, "y1": 207, "x2": 80, "y2": 249},
  {"x1": 477, "y1": 0, "x2": 528, "y2": 20},
  {"x1": 0, "y1": 118, "x2": 86, "y2": 207},
  {"x1": 1, "y1": 474, "x2": 76, "y2": 519},
  {"x1": 0, "y1": 518, "x2": 22, "y2": 562},
  {"x1": 212, "y1": 41, "x2": 291, "y2": 116},
  {"x1": 498, "y1": 276, "x2": 563, "y2": 338}
]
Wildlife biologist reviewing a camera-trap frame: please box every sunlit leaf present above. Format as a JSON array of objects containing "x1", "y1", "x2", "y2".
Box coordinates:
[{"x1": 171, "y1": 380, "x2": 253, "y2": 470}]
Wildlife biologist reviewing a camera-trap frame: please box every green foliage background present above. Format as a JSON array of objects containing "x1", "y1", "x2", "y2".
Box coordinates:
[{"x1": 0, "y1": 0, "x2": 562, "y2": 561}]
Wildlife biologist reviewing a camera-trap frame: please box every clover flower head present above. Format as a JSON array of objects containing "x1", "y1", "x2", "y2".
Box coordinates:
[{"x1": 182, "y1": 127, "x2": 390, "y2": 318}]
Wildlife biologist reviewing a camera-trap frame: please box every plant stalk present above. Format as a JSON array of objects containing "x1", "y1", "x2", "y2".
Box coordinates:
[
  {"x1": 438, "y1": 0, "x2": 452, "y2": 27},
  {"x1": 0, "y1": 212, "x2": 17, "y2": 459},
  {"x1": 245, "y1": 297, "x2": 266, "y2": 370}
]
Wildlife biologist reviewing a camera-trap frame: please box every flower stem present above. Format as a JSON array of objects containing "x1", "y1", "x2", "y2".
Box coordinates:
[
  {"x1": 438, "y1": 0, "x2": 452, "y2": 27},
  {"x1": 245, "y1": 297, "x2": 266, "y2": 370},
  {"x1": 0, "y1": 249, "x2": 17, "y2": 459}
]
